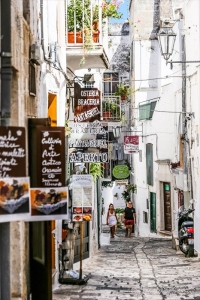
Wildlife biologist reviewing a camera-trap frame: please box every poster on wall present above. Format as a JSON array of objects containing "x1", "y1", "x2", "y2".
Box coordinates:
[
  {"x1": 35, "y1": 127, "x2": 66, "y2": 187},
  {"x1": 0, "y1": 126, "x2": 26, "y2": 177},
  {"x1": 74, "y1": 83, "x2": 100, "y2": 123},
  {"x1": 72, "y1": 175, "x2": 93, "y2": 222},
  {"x1": 124, "y1": 136, "x2": 139, "y2": 154},
  {"x1": 29, "y1": 187, "x2": 68, "y2": 221},
  {"x1": 0, "y1": 177, "x2": 30, "y2": 222}
]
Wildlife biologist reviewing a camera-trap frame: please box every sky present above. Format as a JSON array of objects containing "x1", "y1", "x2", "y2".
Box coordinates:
[{"x1": 110, "y1": 0, "x2": 129, "y2": 23}]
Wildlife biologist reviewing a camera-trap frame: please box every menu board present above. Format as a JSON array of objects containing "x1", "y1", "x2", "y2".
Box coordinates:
[
  {"x1": 0, "y1": 126, "x2": 26, "y2": 177},
  {"x1": 36, "y1": 127, "x2": 65, "y2": 187},
  {"x1": 72, "y1": 175, "x2": 93, "y2": 222}
]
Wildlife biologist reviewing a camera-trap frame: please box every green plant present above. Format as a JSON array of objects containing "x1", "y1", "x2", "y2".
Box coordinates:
[
  {"x1": 102, "y1": 98, "x2": 121, "y2": 120},
  {"x1": 102, "y1": 181, "x2": 113, "y2": 188},
  {"x1": 115, "y1": 208, "x2": 125, "y2": 214},
  {"x1": 93, "y1": 0, "x2": 123, "y2": 21},
  {"x1": 126, "y1": 184, "x2": 137, "y2": 193},
  {"x1": 114, "y1": 83, "x2": 131, "y2": 97},
  {"x1": 89, "y1": 163, "x2": 104, "y2": 182},
  {"x1": 122, "y1": 190, "x2": 130, "y2": 202}
]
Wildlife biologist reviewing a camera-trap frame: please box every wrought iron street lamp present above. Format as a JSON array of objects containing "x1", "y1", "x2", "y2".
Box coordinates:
[
  {"x1": 158, "y1": 21, "x2": 177, "y2": 60},
  {"x1": 112, "y1": 126, "x2": 122, "y2": 139}
]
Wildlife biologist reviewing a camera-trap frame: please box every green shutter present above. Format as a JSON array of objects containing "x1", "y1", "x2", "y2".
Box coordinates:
[
  {"x1": 146, "y1": 143, "x2": 153, "y2": 186},
  {"x1": 150, "y1": 192, "x2": 156, "y2": 232}
]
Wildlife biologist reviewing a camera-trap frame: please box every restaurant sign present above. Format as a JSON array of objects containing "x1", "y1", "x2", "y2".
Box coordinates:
[
  {"x1": 113, "y1": 165, "x2": 130, "y2": 179},
  {"x1": 74, "y1": 83, "x2": 100, "y2": 123},
  {"x1": 124, "y1": 136, "x2": 139, "y2": 154},
  {"x1": 0, "y1": 126, "x2": 26, "y2": 177},
  {"x1": 36, "y1": 127, "x2": 65, "y2": 187}
]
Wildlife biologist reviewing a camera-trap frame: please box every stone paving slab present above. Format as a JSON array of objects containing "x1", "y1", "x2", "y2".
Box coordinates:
[{"x1": 53, "y1": 230, "x2": 200, "y2": 300}]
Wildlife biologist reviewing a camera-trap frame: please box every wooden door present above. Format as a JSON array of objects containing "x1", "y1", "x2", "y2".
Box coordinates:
[
  {"x1": 28, "y1": 118, "x2": 52, "y2": 300},
  {"x1": 30, "y1": 221, "x2": 52, "y2": 300},
  {"x1": 163, "y1": 182, "x2": 172, "y2": 231},
  {"x1": 150, "y1": 192, "x2": 156, "y2": 232}
]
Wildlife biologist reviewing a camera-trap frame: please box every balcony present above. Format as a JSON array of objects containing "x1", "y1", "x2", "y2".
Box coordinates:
[
  {"x1": 66, "y1": 0, "x2": 109, "y2": 70},
  {"x1": 101, "y1": 96, "x2": 122, "y2": 123}
]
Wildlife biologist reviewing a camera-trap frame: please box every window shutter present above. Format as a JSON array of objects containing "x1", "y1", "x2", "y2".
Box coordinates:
[{"x1": 146, "y1": 143, "x2": 153, "y2": 186}]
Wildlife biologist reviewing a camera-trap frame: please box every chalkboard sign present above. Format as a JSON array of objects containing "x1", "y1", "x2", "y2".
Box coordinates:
[
  {"x1": 36, "y1": 127, "x2": 65, "y2": 187},
  {"x1": 0, "y1": 126, "x2": 26, "y2": 177}
]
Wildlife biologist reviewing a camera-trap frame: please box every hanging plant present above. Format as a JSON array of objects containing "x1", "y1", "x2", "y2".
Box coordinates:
[
  {"x1": 121, "y1": 190, "x2": 130, "y2": 202},
  {"x1": 89, "y1": 163, "x2": 104, "y2": 183},
  {"x1": 126, "y1": 184, "x2": 137, "y2": 193},
  {"x1": 102, "y1": 181, "x2": 113, "y2": 188}
]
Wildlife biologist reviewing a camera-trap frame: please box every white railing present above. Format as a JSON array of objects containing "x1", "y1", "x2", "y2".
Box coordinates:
[
  {"x1": 101, "y1": 96, "x2": 121, "y2": 121},
  {"x1": 66, "y1": 0, "x2": 102, "y2": 45}
]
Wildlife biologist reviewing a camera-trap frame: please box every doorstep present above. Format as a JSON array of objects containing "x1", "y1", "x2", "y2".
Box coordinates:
[{"x1": 159, "y1": 230, "x2": 172, "y2": 236}]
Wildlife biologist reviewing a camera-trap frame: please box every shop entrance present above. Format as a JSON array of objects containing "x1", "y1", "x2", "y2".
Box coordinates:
[{"x1": 163, "y1": 182, "x2": 172, "y2": 231}]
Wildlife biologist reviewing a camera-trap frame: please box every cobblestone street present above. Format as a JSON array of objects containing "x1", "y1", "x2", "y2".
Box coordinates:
[{"x1": 53, "y1": 230, "x2": 200, "y2": 300}]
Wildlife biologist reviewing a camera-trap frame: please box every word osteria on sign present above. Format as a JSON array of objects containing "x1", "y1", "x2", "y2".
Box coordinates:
[
  {"x1": 0, "y1": 126, "x2": 26, "y2": 177},
  {"x1": 74, "y1": 83, "x2": 100, "y2": 123},
  {"x1": 36, "y1": 127, "x2": 65, "y2": 187}
]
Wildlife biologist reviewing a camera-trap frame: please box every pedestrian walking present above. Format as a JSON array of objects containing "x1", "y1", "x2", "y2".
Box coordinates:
[
  {"x1": 106, "y1": 203, "x2": 118, "y2": 238},
  {"x1": 123, "y1": 201, "x2": 136, "y2": 237}
]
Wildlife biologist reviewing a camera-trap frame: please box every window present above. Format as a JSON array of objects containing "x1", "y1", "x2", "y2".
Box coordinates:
[
  {"x1": 103, "y1": 72, "x2": 119, "y2": 95},
  {"x1": 146, "y1": 143, "x2": 153, "y2": 186},
  {"x1": 179, "y1": 134, "x2": 184, "y2": 168},
  {"x1": 29, "y1": 62, "x2": 36, "y2": 97},
  {"x1": 143, "y1": 211, "x2": 148, "y2": 223},
  {"x1": 139, "y1": 100, "x2": 157, "y2": 120}
]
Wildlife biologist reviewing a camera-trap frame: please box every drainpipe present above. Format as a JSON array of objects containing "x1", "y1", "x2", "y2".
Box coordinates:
[
  {"x1": 0, "y1": 0, "x2": 12, "y2": 299},
  {"x1": 182, "y1": 35, "x2": 187, "y2": 175}
]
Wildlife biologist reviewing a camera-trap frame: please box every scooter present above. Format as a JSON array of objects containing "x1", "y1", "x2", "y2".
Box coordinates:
[{"x1": 177, "y1": 205, "x2": 195, "y2": 256}]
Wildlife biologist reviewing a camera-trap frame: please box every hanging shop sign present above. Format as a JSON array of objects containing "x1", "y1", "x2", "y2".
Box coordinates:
[
  {"x1": 69, "y1": 123, "x2": 108, "y2": 163},
  {"x1": 0, "y1": 126, "x2": 26, "y2": 177},
  {"x1": 113, "y1": 165, "x2": 130, "y2": 179},
  {"x1": 72, "y1": 175, "x2": 93, "y2": 222},
  {"x1": 72, "y1": 122, "x2": 108, "y2": 135},
  {"x1": 29, "y1": 187, "x2": 68, "y2": 221},
  {"x1": 115, "y1": 179, "x2": 128, "y2": 186},
  {"x1": 124, "y1": 135, "x2": 139, "y2": 154},
  {"x1": 0, "y1": 177, "x2": 30, "y2": 222},
  {"x1": 74, "y1": 83, "x2": 100, "y2": 123},
  {"x1": 35, "y1": 127, "x2": 65, "y2": 187}
]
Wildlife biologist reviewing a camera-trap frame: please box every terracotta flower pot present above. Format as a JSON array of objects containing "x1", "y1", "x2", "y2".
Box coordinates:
[
  {"x1": 93, "y1": 32, "x2": 99, "y2": 43},
  {"x1": 67, "y1": 32, "x2": 83, "y2": 43},
  {"x1": 121, "y1": 95, "x2": 126, "y2": 101},
  {"x1": 103, "y1": 111, "x2": 112, "y2": 120}
]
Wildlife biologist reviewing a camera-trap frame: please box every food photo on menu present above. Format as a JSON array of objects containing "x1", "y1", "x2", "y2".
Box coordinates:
[
  {"x1": 30, "y1": 187, "x2": 68, "y2": 216},
  {"x1": 73, "y1": 215, "x2": 83, "y2": 222},
  {"x1": 83, "y1": 206, "x2": 92, "y2": 221},
  {"x1": 0, "y1": 177, "x2": 30, "y2": 215},
  {"x1": 73, "y1": 207, "x2": 82, "y2": 214}
]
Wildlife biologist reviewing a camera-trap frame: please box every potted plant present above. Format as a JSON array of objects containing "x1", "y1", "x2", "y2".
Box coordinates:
[
  {"x1": 102, "y1": 99, "x2": 112, "y2": 120},
  {"x1": 114, "y1": 83, "x2": 131, "y2": 101},
  {"x1": 67, "y1": 0, "x2": 85, "y2": 43}
]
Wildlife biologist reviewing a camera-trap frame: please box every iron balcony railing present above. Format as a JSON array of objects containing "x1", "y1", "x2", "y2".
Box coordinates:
[{"x1": 101, "y1": 95, "x2": 121, "y2": 122}]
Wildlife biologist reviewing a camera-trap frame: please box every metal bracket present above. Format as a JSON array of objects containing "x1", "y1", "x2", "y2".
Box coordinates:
[{"x1": 0, "y1": 52, "x2": 12, "y2": 57}]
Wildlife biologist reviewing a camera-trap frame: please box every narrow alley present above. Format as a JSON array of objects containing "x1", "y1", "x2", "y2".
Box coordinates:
[{"x1": 53, "y1": 229, "x2": 200, "y2": 300}]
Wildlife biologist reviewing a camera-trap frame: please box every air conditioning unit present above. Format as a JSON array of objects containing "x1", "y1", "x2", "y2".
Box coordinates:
[{"x1": 30, "y1": 44, "x2": 44, "y2": 65}]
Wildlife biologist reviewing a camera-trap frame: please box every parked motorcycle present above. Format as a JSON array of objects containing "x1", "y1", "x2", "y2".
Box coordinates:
[{"x1": 177, "y1": 205, "x2": 195, "y2": 256}]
